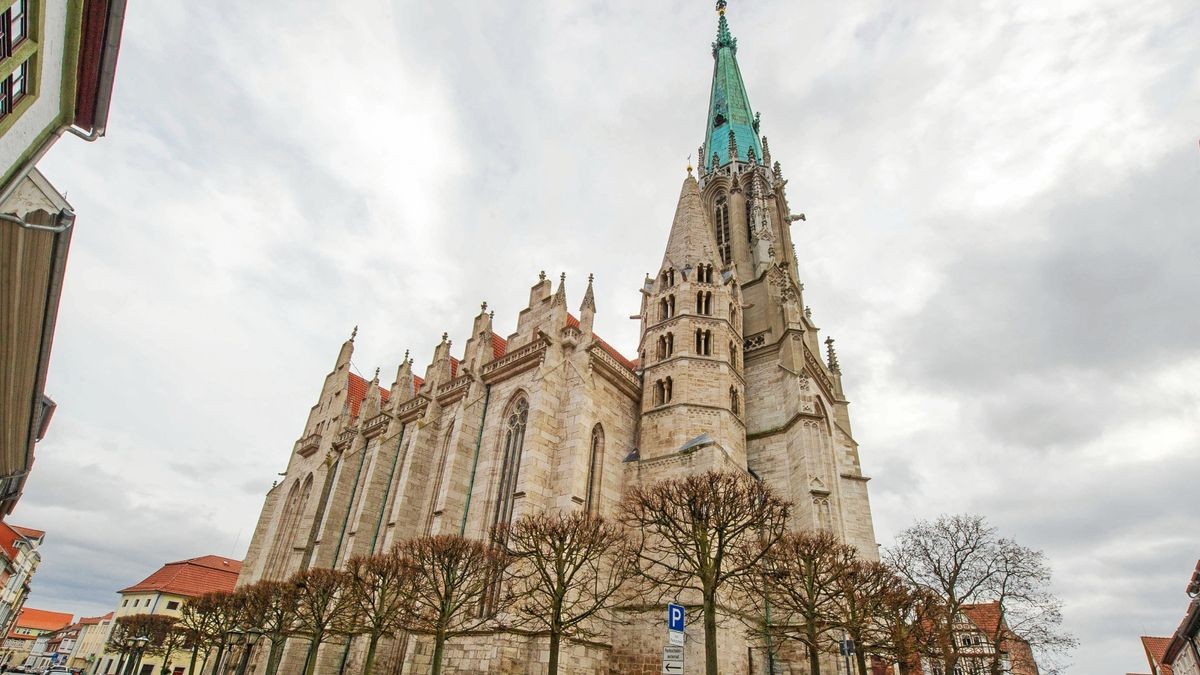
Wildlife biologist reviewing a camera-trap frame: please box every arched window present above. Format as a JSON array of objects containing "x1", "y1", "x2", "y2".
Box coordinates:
[
  {"x1": 585, "y1": 425, "x2": 604, "y2": 515},
  {"x1": 265, "y1": 473, "x2": 314, "y2": 580},
  {"x1": 714, "y1": 196, "x2": 731, "y2": 265},
  {"x1": 695, "y1": 291, "x2": 712, "y2": 316},
  {"x1": 653, "y1": 380, "x2": 665, "y2": 406},
  {"x1": 657, "y1": 333, "x2": 674, "y2": 360},
  {"x1": 659, "y1": 295, "x2": 675, "y2": 321},
  {"x1": 661, "y1": 268, "x2": 676, "y2": 288},
  {"x1": 729, "y1": 341, "x2": 738, "y2": 368},
  {"x1": 729, "y1": 303, "x2": 738, "y2": 328},
  {"x1": 664, "y1": 377, "x2": 673, "y2": 403},
  {"x1": 730, "y1": 386, "x2": 740, "y2": 415},
  {"x1": 814, "y1": 496, "x2": 833, "y2": 531},
  {"x1": 492, "y1": 397, "x2": 529, "y2": 530},
  {"x1": 695, "y1": 329, "x2": 711, "y2": 356}
]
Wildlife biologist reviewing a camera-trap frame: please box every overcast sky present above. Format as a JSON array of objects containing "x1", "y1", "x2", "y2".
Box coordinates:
[{"x1": 14, "y1": 1, "x2": 1199, "y2": 671}]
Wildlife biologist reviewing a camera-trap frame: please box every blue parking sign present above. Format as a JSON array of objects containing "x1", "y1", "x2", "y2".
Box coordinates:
[{"x1": 668, "y1": 603, "x2": 685, "y2": 631}]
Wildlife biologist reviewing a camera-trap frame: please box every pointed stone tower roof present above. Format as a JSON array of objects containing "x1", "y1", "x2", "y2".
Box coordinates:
[
  {"x1": 704, "y1": 4, "x2": 762, "y2": 170},
  {"x1": 662, "y1": 173, "x2": 720, "y2": 270}
]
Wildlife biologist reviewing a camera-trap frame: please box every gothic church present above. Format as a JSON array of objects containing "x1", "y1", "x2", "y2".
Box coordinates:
[{"x1": 240, "y1": 6, "x2": 878, "y2": 673}]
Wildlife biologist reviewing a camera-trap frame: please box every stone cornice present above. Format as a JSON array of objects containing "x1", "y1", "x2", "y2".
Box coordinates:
[
  {"x1": 361, "y1": 412, "x2": 391, "y2": 439},
  {"x1": 296, "y1": 433, "x2": 321, "y2": 458},
  {"x1": 587, "y1": 344, "x2": 641, "y2": 399},
  {"x1": 332, "y1": 428, "x2": 356, "y2": 451}
]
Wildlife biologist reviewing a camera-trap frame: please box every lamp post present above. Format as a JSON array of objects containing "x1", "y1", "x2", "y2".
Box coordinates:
[
  {"x1": 124, "y1": 635, "x2": 150, "y2": 675},
  {"x1": 235, "y1": 629, "x2": 261, "y2": 675},
  {"x1": 223, "y1": 628, "x2": 245, "y2": 675}
]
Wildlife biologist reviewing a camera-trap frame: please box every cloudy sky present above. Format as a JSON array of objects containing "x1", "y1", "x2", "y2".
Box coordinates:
[{"x1": 15, "y1": 0, "x2": 1199, "y2": 671}]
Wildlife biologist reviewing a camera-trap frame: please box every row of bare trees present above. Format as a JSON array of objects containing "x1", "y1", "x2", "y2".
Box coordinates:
[{"x1": 128, "y1": 471, "x2": 1069, "y2": 675}]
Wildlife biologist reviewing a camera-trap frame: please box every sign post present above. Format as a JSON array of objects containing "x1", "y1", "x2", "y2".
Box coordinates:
[{"x1": 665, "y1": 603, "x2": 685, "y2": 667}]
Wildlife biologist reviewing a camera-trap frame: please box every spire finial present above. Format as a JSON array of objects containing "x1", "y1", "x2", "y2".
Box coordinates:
[
  {"x1": 560, "y1": 272, "x2": 566, "y2": 283},
  {"x1": 825, "y1": 337, "x2": 841, "y2": 374},
  {"x1": 716, "y1": 0, "x2": 727, "y2": 15},
  {"x1": 481, "y1": 301, "x2": 488, "y2": 312},
  {"x1": 588, "y1": 273, "x2": 594, "y2": 284},
  {"x1": 350, "y1": 325, "x2": 358, "y2": 341},
  {"x1": 441, "y1": 332, "x2": 448, "y2": 343},
  {"x1": 404, "y1": 349, "x2": 410, "y2": 362},
  {"x1": 539, "y1": 270, "x2": 547, "y2": 281},
  {"x1": 373, "y1": 367, "x2": 380, "y2": 381}
]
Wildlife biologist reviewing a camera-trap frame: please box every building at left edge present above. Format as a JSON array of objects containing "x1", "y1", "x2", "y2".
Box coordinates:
[
  {"x1": 0, "y1": 0, "x2": 127, "y2": 516},
  {"x1": 0, "y1": 521, "x2": 43, "y2": 639},
  {"x1": 0, "y1": 605, "x2": 71, "y2": 669}
]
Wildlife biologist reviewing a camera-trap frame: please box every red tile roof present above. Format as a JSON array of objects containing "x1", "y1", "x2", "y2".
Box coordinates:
[
  {"x1": 11, "y1": 526, "x2": 44, "y2": 540},
  {"x1": 450, "y1": 357, "x2": 460, "y2": 378},
  {"x1": 961, "y1": 602, "x2": 1003, "y2": 635},
  {"x1": 119, "y1": 555, "x2": 241, "y2": 598},
  {"x1": 78, "y1": 612, "x2": 112, "y2": 625},
  {"x1": 347, "y1": 373, "x2": 391, "y2": 418},
  {"x1": 491, "y1": 334, "x2": 507, "y2": 360},
  {"x1": 412, "y1": 374, "x2": 424, "y2": 394},
  {"x1": 1142, "y1": 636, "x2": 1174, "y2": 675},
  {"x1": 566, "y1": 314, "x2": 637, "y2": 371},
  {"x1": 13, "y1": 608, "x2": 73, "y2": 632}
]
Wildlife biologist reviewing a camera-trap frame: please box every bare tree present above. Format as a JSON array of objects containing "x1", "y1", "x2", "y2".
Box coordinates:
[
  {"x1": 397, "y1": 534, "x2": 508, "y2": 675},
  {"x1": 981, "y1": 538, "x2": 1076, "y2": 675},
  {"x1": 833, "y1": 559, "x2": 894, "y2": 675},
  {"x1": 496, "y1": 511, "x2": 636, "y2": 675},
  {"x1": 886, "y1": 514, "x2": 1075, "y2": 675},
  {"x1": 341, "y1": 552, "x2": 416, "y2": 675},
  {"x1": 241, "y1": 580, "x2": 300, "y2": 675},
  {"x1": 292, "y1": 567, "x2": 355, "y2": 675},
  {"x1": 757, "y1": 529, "x2": 856, "y2": 675},
  {"x1": 177, "y1": 592, "x2": 223, "y2": 675},
  {"x1": 106, "y1": 613, "x2": 177, "y2": 675},
  {"x1": 620, "y1": 470, "x2": 791, "y2": 675},
  {"x1": 204, "y1": 590, "x2": 246, "y2": 675},
  {"x1": 870, "y1": 577, "x2": 942, "y2": 675},
  {"x1": 886, "y1": 514, "x2": 1002, "y2": 675}
]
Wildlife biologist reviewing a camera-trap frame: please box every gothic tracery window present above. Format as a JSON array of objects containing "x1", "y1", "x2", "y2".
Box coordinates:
[
  {"x1": 492, "y1": 397, "x2": 529, "y2": 530},
  {"x1": 715, "y1": 196, "x2": 731, "y2": 265},
  {"x1": 585, "y1": 425, "x2": 604, "y2": 515}
]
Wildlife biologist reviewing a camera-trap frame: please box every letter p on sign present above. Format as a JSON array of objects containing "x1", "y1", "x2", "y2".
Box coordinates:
[{"x1": 668, "y1": 603, "x2": 685, "y2": 632}]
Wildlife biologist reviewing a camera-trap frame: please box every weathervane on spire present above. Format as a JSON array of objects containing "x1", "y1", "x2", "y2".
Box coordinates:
[{"x1": 716, "y1": 0, "x2": 728, "y2": 15}]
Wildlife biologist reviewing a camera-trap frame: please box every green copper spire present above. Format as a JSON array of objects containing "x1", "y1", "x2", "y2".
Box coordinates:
[{"x1": 704, "y1": 2, "x2": 762, "y2": 170}]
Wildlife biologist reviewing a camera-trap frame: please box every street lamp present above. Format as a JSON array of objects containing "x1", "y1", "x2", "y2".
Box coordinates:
[
  {"x1": 235, "y1": 629, "x2": 262, "y2": 675},
  {"x1": 124, "y1": 636, "x2": 150, "y2": 675}
]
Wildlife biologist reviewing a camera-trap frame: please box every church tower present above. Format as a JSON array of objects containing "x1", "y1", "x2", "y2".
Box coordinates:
[{"x1": 634, "y1": 1, "x2": 878, "y2": 554}]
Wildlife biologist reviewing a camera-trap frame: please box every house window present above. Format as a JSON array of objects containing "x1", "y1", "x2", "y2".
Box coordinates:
[
  {"x1": 166, "y1": 601, "x2": 179, "y2": 610},
  {"x1": 8, "y1": 0, "x2": 26, "y2": 51},
  {"x1": 715, "y1": 196, "x2": 731, "y2": 264},
  {"x1": 121, "y1": 600, "x2": 128, "y2": 607},
  {"x1": 0, "y1": 57, "x2": 29, "y2": 117}
]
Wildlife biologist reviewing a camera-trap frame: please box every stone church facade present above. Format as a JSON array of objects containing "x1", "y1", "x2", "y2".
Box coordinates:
[{"x1": 239, "y1": 7, "x2": 877, "y2": 674}]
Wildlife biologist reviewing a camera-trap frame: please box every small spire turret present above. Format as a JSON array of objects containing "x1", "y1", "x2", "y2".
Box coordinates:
[
  {"x1": 580, "y1": 273, "x2": 596, "y2": 334},
  {"x1": 825, "y1": 337, "x2": 841, "y2": 374}
]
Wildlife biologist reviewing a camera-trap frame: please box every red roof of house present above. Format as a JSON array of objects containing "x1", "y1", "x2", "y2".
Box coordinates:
[
  {"x1": 13, "y1": 608, "x2": 73, "y2": 632},
  {"x1": 119, "y1": 555, "x2": 241, "y2": 598},
  {"x1": 961, "y1": 602, "x2": 1003, "y2": 635},
  {"x1": 347, "y1": 373, "x2": 391, "y2": 418},
  {"x1": 78, "y1": 612, "x2": 113, "y2": 625},
  {"x1": 1142, "y1": 636, "x2": 1174, "y2": 675},
  {"x1": 566, "y1": 314, "x2": 637, "y2": 371},
  {"x1": 11, "y1": 526, "x2": 44, "y2": 540}
]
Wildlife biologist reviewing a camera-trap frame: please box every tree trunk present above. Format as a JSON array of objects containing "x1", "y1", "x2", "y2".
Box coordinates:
[
  {"x1": 548, "y1": 629, "x2": 561, "y2": 675},
  {"x1": 855, "y1": 649, "x2": 869, "y2": 675},
  {"x1": 897, "y1": 659, "x2": 911, "y2": 675},
  {"x1": 704, "y1": 591, "x2": 719, "y2": 675},
  {"x1": 303, "y1": 636, "x2": 322, "y2": 675},
  {"x1": 807, "y1": 626, "x2": 821, "y2": 675},
  {"x1": 211, "y1": 645, "x2": 226, "y2": 675},
  {"x1": 265, "y1": 637, "x2": 284, "y2": 675},
  {"x1": 364, "y1": 632, "x2": 380, "y2": 675},
  {"x1": 188, "y1": 645, "x2": 200, "y2": 675},
  {"x1": 430, "y1": 631, "x2": 447, "y2": 675}
]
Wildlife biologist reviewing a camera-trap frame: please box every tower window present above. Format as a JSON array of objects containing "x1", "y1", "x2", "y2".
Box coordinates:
[
  {"x1": 695, "y1": 329, "x2": 712, "y2": 356},
  {"x1": 696, "y1": 291, "x2": 713, "y2": 316},
  {"x1": 659, "y1": 295, "x2": 675, "y2": 321},
  {"x1": 661, "y1": 268, "x2": 676, "y2": 288},
  {"x1": 714, "y1": 197, "x2": 731, "y2": 265},
  {"x1": 657, "y1": 333, "x2": 674, "y2": 360},
  {"x1": 665, "y1": 377, "x2": 672, "y2": 403},
  {"x1": 729, "y1": 341, "x2": 738, "y2": 368},
  {"x1": 730, "y1": 386, "x2": 739, "y2": 415}
]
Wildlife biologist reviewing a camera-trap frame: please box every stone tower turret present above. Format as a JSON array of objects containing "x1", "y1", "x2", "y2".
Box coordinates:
[{"x1": 636, "y1": 172, "x2": 745, "y2": 470}]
